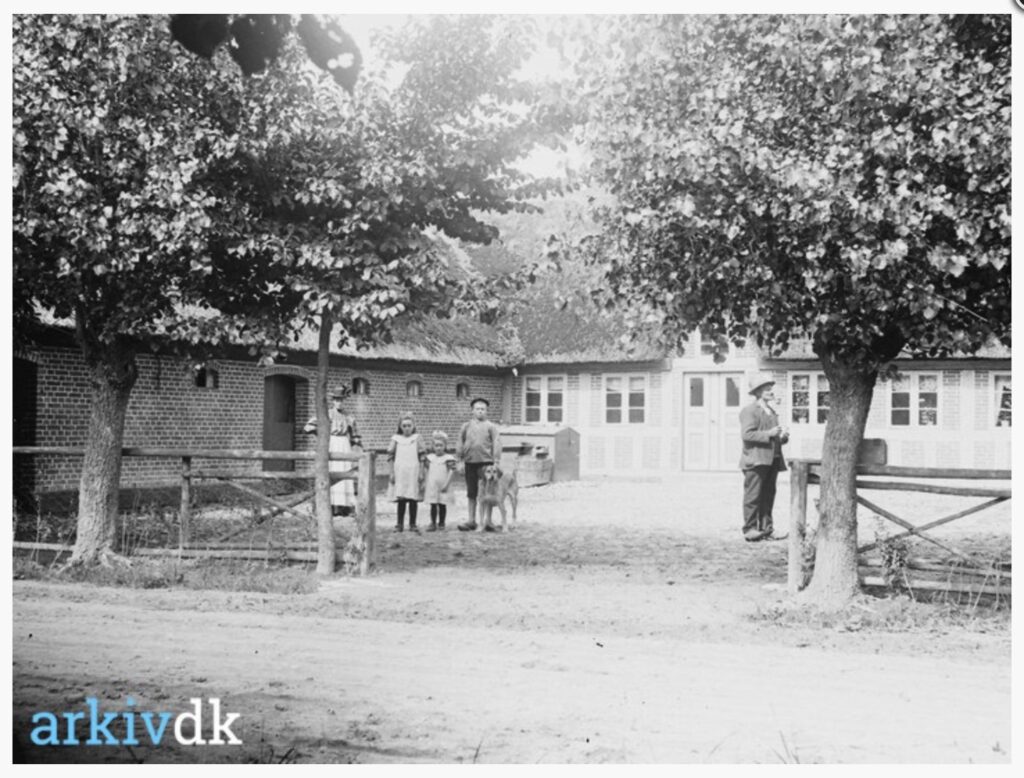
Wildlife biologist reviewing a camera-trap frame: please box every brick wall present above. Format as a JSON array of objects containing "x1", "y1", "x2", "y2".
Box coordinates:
[
  {"x1": 587, "y1": 435, "x2": 606, "y2": 470},
  {"x1": 613, "y1": 436, "x2": 633, "y2": 470},
  {"x1": 866, "y1": 380, "x2": 887, "y2": 429},
  {"x1": 641, "y1": 436, "x2": 661, "y2": 470},
  {"x1": 589, "y1": 373, "x2": 603, "y2": 427},
  {"x1": 671, "y1": 370, "x2": 682, "y2": 426},
  {"x1": 974, "y1": 370, "x2": 990, "y2": 431},
  {"x1": 566, "y1": 373, "x2": 580, "y2": 426},
  {"x1": 941, "y1": 370, "x2": 960, "y2": 431},
  {"x1": 509, "y1": 375, "x2": 523, "y2": 422},
  {"x1": 338, "y1": 367, "x2": 505, "y2": 450},
  {"x1": 648, "y1": 372, "x2": 662, "y2": 426},
  {"x1": 24, "y1": 345, "x2": 505, "y2": 493}
]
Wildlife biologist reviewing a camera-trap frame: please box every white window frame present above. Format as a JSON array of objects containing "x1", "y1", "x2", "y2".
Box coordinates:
[
  {"x1": 696, "y1": 329, "x2": 731, "y2": 361},
  {"x1": 788, "y1": 371, "x2": 830, "y2": 427},
  {"x1": 193, "y1": 364, "x2": 220, "y2": 390},
  {"x1": 522, "y1": 374, "x2": 567, "y2": 424},
  {"x1": 604, "y1": 373, "x2": 647, "y2": 425},
  {"x1": 992, "y1": 372, "x2": 1011, "y2": 429},
  {"x1": 889, "y1": 372, "x2": 941, "y2": 428}
]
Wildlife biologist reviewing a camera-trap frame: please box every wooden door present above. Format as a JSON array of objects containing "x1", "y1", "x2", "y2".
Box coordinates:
[
  {"x1": 716, "y1": 373, "x2": 743, "y2": 470},
  {"x1": 683, "y1": 373, "x2": 711, "y2": 469},
  {"x1": 683, "y1": 372, "x2": 744, "y2": 470},
  {"x1": 262, "y1": 375, "x2": 295, "y2": 471}
]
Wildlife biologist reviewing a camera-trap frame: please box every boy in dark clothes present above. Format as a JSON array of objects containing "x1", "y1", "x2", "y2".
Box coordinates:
[{"x1": 456, "y1": 398, "x2": 502, "y2": 532}]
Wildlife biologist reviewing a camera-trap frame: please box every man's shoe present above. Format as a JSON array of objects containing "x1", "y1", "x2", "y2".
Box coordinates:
[
  {"x1": 457, "y1": 522, "x2": 477, "y2": 532},
  {"x1": 761, "y1": 531, "x2": 788, "y2": 541},
  {"x1": 743, "y1": 530, "x2": 764, "y2": 542},
  {"x1": 483, "y1": 524, "x2": 500, "y2": 533},
  {"x1": 426, "y1": 524, "x2": 437, "y2": 532}
]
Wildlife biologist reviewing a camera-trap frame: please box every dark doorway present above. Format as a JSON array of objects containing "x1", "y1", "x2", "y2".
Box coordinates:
[
  {"x1": 13, "y1": 357, "x2": 38, "y2": 511},
  {"x1": 262, "y1": 375, "x2": 296, "y2": 471}
]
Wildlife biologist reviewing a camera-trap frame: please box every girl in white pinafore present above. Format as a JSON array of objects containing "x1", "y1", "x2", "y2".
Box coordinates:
[
  {"x1": 423, "y1": 430, "x2": 457, "y2": 531},
  {"x1": 387, "y1": 413, "x2": 426, "y2": 532}
]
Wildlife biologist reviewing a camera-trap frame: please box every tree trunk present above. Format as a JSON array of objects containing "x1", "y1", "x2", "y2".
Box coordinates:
[
  {"x1": 799, "y1": 354, "x2": 876, "y2": 608},
  {"x1": 71, "y1": 339, "x2": 138, "y2": 566},
  {"x1": 314, "y1": 310, "x2": 336, "y2": 575}
]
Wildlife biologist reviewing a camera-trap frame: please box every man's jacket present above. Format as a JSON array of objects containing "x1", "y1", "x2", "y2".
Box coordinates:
[{"x1": 739, "y1": 401, "x2": 789, "y2": 470}]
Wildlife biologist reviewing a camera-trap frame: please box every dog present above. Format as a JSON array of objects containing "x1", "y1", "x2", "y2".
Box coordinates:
[{"x1": 477, "y1": 464, "x2": 518, "y2": 532}]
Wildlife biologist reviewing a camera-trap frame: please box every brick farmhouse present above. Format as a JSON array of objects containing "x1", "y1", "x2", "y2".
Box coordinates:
[{"x1": 13, "y1": 320, "x2": 1011, "y2": 500}]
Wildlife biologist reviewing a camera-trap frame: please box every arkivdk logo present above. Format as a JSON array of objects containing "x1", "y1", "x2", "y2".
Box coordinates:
[{"x1": 30, "y1": 697, "x2": 242, "y2": 746}]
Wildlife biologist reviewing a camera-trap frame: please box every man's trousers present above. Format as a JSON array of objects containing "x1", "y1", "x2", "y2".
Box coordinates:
[{"x1": 742, "y1": 463, "x2": 780, "y2": 537}]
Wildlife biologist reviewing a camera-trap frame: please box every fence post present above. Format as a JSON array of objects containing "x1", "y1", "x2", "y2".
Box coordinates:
[
  {"x1": 179, "y1": 456, "x2": 192, "y2": 546},
  {"x1": 357, "y1": 451, "x2": 376, "y2": 576},
  {"x1": 788, "y1": 460, "x2": 809, "y2": 594}
]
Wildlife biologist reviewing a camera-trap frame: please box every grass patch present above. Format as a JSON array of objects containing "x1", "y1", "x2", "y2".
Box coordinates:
[
  {"x1": 13, "y1": 556, "x2": 319, "y2": 595},
  {"x1": 750, "y1": 592, "x2": 1010, "y2": 634}
]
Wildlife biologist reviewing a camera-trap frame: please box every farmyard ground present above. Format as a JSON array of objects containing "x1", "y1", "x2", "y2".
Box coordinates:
[{"x1": 12, "y1": 473, "x2": 1011, "y2": 763}]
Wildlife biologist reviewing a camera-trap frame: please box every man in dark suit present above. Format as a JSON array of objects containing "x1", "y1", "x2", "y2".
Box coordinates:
[{"x1": 739, "y1": 372, "x2": 790, "y2": 542}]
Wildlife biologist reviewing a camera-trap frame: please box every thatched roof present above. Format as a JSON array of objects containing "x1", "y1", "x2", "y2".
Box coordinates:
[
  {"x1": 767, "y1": 336, "x2": 1010, "y2": 362},
  {"x1": 283, "y1": 315, "x2": 509, "y2": 367}
]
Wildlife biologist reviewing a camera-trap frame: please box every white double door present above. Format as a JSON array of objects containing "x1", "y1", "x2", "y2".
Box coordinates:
[{"x1": 682, "y1": 372, "x2": 744, "y2": 470}]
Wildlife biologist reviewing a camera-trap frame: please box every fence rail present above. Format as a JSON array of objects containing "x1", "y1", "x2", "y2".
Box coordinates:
[
  {"x1": 788, "y1": 459, "x2": 1010, "y2": 597},
  {"x1": 13, "y1": 445, "x2": 377, "y2": 574},
  {"x1": 13, "y1": 446, "x2": 364, "y2": 461}
]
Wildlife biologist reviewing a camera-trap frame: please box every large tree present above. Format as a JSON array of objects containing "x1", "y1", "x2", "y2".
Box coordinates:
[
  {"x1": 13, "y1": 14, "x2": 548, "y2": 569},
  {"x1": 190, "y1": 15, "x2": 551, "y2": 573},
  {"x1": 572, "y1": 15, "x2": 1010, "y2": 606},
  {"x1": 12, "y1": 15, "x2": 273, "y2": 566}
]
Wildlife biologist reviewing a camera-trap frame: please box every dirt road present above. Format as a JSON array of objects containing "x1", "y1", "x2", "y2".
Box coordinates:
[
  {"x1": 12, "y1": 574, "x2": 1010, "y2": 764},
  {"x1": 12, "y1": 475, "x2": 1011, "y2": 763}
]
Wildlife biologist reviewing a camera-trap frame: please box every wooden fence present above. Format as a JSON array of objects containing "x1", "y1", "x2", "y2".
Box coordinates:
[
  {"x1": 12, "y1": 446, "x2": 377, "y2": 574},
  {"x1": 788, "y1": 460, "x2": 1011, "y2": 597}
]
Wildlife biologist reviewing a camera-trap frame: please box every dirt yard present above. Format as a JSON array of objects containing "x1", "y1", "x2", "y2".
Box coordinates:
[{"x1": 12, "y1": 473, "x2": 1011, "y2": 763}]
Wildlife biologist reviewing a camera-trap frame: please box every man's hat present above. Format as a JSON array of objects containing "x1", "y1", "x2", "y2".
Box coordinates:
[
  {"x1": 747, "y1": 372, "x2": 776, "y2": 396},
  {"x1": 330, "y1": 384, "x2": 352, "y2": 399}
]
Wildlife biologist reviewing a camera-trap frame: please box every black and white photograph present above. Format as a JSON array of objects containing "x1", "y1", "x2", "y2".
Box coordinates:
[{"x1": 6, "y1": 5, "x2": 1014, "y2": 766}]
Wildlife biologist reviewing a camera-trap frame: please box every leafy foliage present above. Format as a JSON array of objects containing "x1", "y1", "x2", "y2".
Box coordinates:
[
  {"x1": 13, "y1": 15, "x2": 256, "y2": 362},
  {"x1": 480, "y1": 192, "x2": 667, "y2": 360},
  {"x1": 12, "y1": 14, "x2": 554, "y2": 565},
  {"x1": 568, "y1": 15, "x2": 1010, "y2": 606},
  {"x1": 170, "y1": 14, "x2": 362, "y2": 92},
  {"x1": 13, "y1": 14, "x2": 553, "y2": 359},
  {"x1": 573, "y1": 15, "x2": 1010, "y2": 367},
  {"x1": 187, "y1": 14, "x2": 556, "y2": 356}
]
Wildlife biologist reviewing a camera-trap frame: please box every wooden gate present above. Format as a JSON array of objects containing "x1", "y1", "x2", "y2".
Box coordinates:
[{"x1": 788, "y1": 460, "x2": 1010, "y2": 597}]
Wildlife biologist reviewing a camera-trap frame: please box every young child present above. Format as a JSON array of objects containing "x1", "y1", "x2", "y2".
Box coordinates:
[
  {"x1": 387, "y1": 413, "x2": 426, "y2": 532},
  {"x1": 423, "y1": 431, "x2": 457, "y2": 532}
]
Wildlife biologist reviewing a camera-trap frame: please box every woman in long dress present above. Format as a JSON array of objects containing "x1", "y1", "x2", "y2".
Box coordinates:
[{"x1": 304, "y1": 385, "x2": 360, "y2": 516}]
